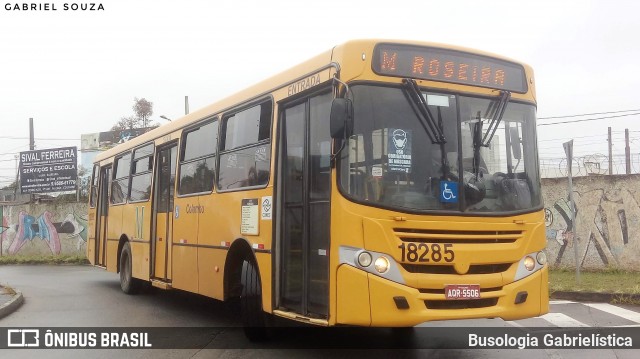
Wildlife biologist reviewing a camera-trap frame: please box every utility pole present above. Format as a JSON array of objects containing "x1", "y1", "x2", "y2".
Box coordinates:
[
  {"x1": 14, "y1": 155, "x2": 18, "y2": 200},
  {"x1": 185, "y1": 96, "x2": 189, "y2": 115},
  {"x1": 625, "y1": 128, "x2": 631, "y2": 174},
  {"x1": 563, "y1": 140, "x2": 580, "y2": 284},
  {"x1": 608, "y1": 127, "x2": 613, "y2": 175},
  {"x1": 29, "y1": 117, "x2": 34, "y2": 203},
  {"x1": 29, "y1": 118, "x2": 35, "y2": 150}
]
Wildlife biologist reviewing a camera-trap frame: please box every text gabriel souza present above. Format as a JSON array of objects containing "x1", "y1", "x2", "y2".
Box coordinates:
[{"x1": 4, "y1": 3, "x2": 104, "y2": 11}]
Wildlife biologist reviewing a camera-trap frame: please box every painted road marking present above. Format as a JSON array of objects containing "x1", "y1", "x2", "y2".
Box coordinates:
[
  {"x1": 583, "y1": 303, "x2": 640, "y2": 324},
  {"x1": 540, "y1": 313, "x2": 590, "y2": 327},
  {"x1": 549, "y1": 300, "x2": 575, "y2": 305}
]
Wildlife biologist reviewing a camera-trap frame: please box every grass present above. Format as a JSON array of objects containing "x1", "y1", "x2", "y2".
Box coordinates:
[
  {"x1": 549, "y1": 268, "x2": 640, "y2": 304},
  {"x1": 0, "y1": 254, "x2": 90, "y2": 265},
  {"x1": 549, "y1": 268, "x2": 640, "y2": 295}
]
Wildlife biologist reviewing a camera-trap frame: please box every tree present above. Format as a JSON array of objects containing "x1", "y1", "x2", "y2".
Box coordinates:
[
  {"x1": 111, "y1": 98, "x2": 154, "y2": 131},
  {"x1": 1, "y1": 179, "x2": 17, "y2": 191},
  {"x1": 133, "y1": 97, "x2": 153, "y2": 128},
  {"x1": 111, "y1": 116, "x2": 141, "y2": 131}
]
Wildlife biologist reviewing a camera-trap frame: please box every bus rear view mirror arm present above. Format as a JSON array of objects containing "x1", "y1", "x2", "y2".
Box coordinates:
[{"x1": 330, "y1": 97, "x2": 353, "y2": 139}]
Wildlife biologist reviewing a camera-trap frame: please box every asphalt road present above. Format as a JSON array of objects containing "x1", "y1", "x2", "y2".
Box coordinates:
[{"x1": 0, "y1": 265, "x2": 639, "y2": 358}]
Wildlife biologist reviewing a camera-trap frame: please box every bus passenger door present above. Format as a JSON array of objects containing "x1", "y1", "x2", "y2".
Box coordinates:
[
  {"x1": 151, "y1": 144, "x2": 177, "y2": 281},
  {"x1": 278, "y1": 91, "x2": 332, "y2": 319},
  {"x1": 94, "y1": 165, "x2": 111, "y2": 267}
]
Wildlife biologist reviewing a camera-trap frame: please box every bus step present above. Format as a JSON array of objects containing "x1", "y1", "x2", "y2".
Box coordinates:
[
  {"x1": 150, "y1": 280, "x2": 172, "y2": 290},
  {"x1": 272, "y1": 310, "x2": 329, "y2": 326}
]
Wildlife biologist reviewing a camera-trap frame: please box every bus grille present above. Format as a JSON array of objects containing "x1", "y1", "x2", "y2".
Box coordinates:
[
  {"x1": 394, "y1": 228, "x2": 522, "y2": 244},
  {"x1": 424, "y1": 298, "x2": 499, "y2": 310},
  {"x1": 401, "y1": 263, "x2": 512, "y2": 275}
]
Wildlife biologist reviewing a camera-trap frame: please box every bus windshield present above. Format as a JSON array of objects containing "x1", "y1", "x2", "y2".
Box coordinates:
[{"x1": 338, "y1": 84, "x2": 542, "y2": 214}]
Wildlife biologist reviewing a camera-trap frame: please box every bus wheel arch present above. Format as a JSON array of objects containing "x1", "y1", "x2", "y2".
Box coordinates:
[
  {"x1": 118, "y1": 236, "x2": 142, "y2": 294},
  {"x1": 224, "y1": 238, "x2": 256, "y2": 301},
  {"x1": 116, "y1": 235, "x2": 129, "y2": 274},
  {"x1": 224, "y1": 238, "x2": 267, "y2": 341}
]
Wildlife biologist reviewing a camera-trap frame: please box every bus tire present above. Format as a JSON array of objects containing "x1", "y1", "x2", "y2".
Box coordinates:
[
  {"x1": 119, "y1": 242, "x2": 142, "y2": 295},
  {"x1": 240, "y1": 257, "x2": 267, "y2": 341}
]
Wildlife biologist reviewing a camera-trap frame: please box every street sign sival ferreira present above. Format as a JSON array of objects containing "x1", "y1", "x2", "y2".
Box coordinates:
[{"x1": 19, "y1": 146, "x2": 78, "y2": 194}]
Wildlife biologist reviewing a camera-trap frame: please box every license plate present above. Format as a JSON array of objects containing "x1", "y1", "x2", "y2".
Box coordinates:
[{"x1": 445, "y1": 284, "x2": 480, "y2": 300}]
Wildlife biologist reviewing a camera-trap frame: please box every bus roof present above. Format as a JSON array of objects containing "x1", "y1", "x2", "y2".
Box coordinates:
[{"x1": 94, "y1": 39, "x2": 532, "y2": 163}]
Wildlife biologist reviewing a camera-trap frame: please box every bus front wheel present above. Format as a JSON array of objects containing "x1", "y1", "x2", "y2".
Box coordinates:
[
  {"x1": 119, "y1": 242, "x2": 142, "y2": 294},
  {"x1": 240, "y1": 258, "x2": 267, "y2": 341}
]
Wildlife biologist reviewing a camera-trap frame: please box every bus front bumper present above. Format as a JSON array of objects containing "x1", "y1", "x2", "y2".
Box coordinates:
[{"x1": 336, "y1": 264, "x2": 549, "y2": 327}]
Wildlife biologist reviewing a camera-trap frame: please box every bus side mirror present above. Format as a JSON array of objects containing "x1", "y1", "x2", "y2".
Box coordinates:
[{"x1": 330, "y1": 98, "x2": 353, "y2": 139}]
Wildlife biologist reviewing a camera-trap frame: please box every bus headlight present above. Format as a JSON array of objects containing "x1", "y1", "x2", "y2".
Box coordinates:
[
  {"x1": 374, "y1": 256, "x2": 390, "y2": 274},
  {"x1": 514, "y1": 251, "x2": 545, "y2": 281},
  {"x1": 524, "y1": 256, "x2": 535, "y2": 271},
  {"x1": 357, "y1": 251, "x2": 373, "y2": 267},
  {"x1": 536, "y1": 251, "x2": 547, "y2": 265},
  {"x1": 339, "y1": 246, "x2": 405, "y2": 284}
]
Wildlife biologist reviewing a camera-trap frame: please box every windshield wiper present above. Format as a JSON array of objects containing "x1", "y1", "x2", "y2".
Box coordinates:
[
  {"x1": 401, "y1": 78, "x2": 446, "y2": 145},
  {"x1": 402, "y1": 78, "x2": 452, "y2": 179},
  {"x1": 471, "y1": 90, "x2": 511, "y2": 179},
  {"x1": 481, "y1": 90, "x2": 511, "y2": 146}
]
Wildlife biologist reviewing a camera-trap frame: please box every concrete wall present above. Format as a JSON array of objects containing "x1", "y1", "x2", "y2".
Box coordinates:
[
  {"x1": 3, "y1": 175, "x2": 640, "y2": 271},
  {"x1": 543, "y1": 175, "x2": 640, "y2": 271},
  {"x1": 1, "y1": 202, "x2": 87, "y2": 257}
]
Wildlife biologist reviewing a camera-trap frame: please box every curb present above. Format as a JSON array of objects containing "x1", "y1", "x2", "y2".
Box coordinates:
[
  {"x1": 551, "y1": 291, "x2": 640, "y2": 303},
  {"x1": 0, "y1": 290, "x2": 24, "y2": 319}
]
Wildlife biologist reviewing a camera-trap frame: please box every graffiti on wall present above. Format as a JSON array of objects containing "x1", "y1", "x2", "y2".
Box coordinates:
[
  {"x1": 1, "y1": 208, "x2": 87, "y2": 255},
  {"x1": 544, "y1": 185, "x2": 639, "y2": 270}
]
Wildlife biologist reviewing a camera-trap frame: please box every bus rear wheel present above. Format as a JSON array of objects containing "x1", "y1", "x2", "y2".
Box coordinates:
[
  {"x1": 119, "y1": 242, "x2": 142, "y2": 294},
  {"x1": 240, "y1": 258, "x2": 267, "y2": 341}
]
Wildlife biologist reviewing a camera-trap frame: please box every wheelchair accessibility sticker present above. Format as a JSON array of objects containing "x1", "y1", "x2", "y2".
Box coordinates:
[{"x1": 440, "y1": 181, "x2": 458, "y2": 203}]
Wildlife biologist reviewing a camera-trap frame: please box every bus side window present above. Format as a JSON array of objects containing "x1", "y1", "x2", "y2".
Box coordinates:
[
  {"x1": 178, "y1": 120, "x2": 218, "y2": 195},
  {"x1": 111, "y1": 153, "x2": 131, "y2": 204},
  {"x1": 130, "y1": 143, "x2": 154, "y2": 201},
  {"x1": 218, "y1": 101, "x2": 272, "y2": 191}
]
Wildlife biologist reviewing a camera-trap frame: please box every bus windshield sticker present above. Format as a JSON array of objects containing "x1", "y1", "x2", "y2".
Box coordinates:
[
  {"x1": 440, "y1": 181, "x2": 458, "y2": 203},
  {"x1": 372, "y1": 166, "x2": 383, "y2": 178},
  {"x1": 261, "y1": 196, "x2": 272, "y2": 220},
  {"x1": 255, "y1": 146, "x2": 268, "y2": 162},
  {"x1": 226, "y1": 153, "x2": 238, "y2": 168},
  {"x1": 241, "y1": 198, "x2": 259, "y2": 235},
  {"x1": 388, "y1": 128, "x2": 412, "y2": 173},
  {"x1": 426, "y1": 94, "x2": 450, "y2": 107}
]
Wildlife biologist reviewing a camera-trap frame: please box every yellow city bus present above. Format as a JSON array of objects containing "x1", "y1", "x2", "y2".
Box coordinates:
[{"x1": 87, "y1": 39, "x2": 548, "y2": 339}]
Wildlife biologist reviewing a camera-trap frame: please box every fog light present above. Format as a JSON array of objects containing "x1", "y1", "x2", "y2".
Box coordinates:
[
  {"x1": 374, "y1": 256, "x2": 390, "y2": 273},
  {"x1": 536, "y1": 251, "x2": 547, "y2": 266},
  {"x1": 524, "y1": 256, "x2": 535, "y2": 271},
  {"x1": 357, "y1": 251, "x2": 373, "y2": 267}
]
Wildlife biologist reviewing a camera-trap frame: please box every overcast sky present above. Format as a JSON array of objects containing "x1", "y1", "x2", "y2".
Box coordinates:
[{"x1": 1, "y1": 0, "x2": 639, "y2": 186}]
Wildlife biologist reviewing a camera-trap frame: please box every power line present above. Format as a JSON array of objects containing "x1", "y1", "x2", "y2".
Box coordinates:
[
  {"x1": 538, "y1": 109, "x2": 640, "y2": 120},
  {"x1": 537, "y1": 134, "x2": 604, "y2": 142},
  {"x1": 0, "y1": 136, "x2": 79, "y2": 140},
  {"x1": 538, "y1": 112, "x2": 640, "y2": 126}
]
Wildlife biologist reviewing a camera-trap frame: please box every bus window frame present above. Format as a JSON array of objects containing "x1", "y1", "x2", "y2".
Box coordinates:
[
  {"x1": 128, "y1": 142, "x2": 155, "y2": 203},
  {"x1": 216, "y1": 96, "x2": 274, "y2": 193},
  {"x1": 176, "y1": 116, "x2": 220, "y2": 198},
  {"x1": 110, "y1": 151, "x2": 132, "y2": 206},
  {"x1": 89, "y1": 164, "x2": 99, "y2": 208}
]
